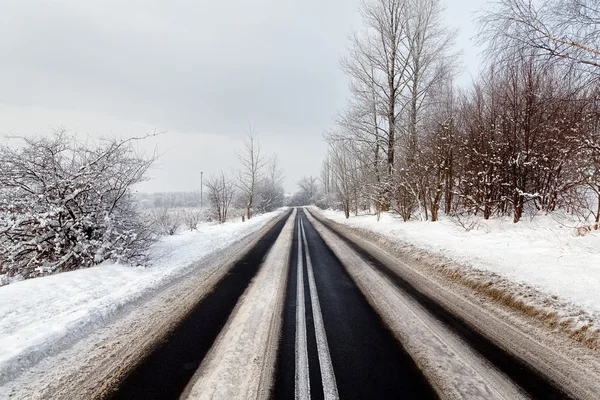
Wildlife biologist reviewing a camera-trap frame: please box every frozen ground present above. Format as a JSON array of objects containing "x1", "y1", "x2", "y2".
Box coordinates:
[
  {"x1": 0, "y1": 210, "x2": 284, "y2": 383},
  {"x1": 315, "y1": 208, "x2": 600, "y2": 345}
]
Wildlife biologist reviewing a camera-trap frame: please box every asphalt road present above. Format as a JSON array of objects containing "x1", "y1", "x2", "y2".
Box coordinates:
[
  {"x1": 312, "y1": 210, "x2": 569, "y2": 400},
  {"x1": 273, "y1": 210, "x2": 436, "y2": 400},
  {"x1": 105, "y1": 207, "x2": 591, "y2": 399}
]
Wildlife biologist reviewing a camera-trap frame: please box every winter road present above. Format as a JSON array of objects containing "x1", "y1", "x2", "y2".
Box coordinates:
[{"x1": 48, "y1": 208, "x2": 600, "y2": 399}]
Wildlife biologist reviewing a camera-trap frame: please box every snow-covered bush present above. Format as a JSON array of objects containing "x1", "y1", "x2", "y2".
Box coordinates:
[
  {"x1": 148, "y1": 208, "x2": 182, "y2": 235},
  {"x1": 0, "y1": 131, "x2": 156, "y2": 281},
  {"x1": 182, "y1": 209, "x2": 202, "y2": 230}
]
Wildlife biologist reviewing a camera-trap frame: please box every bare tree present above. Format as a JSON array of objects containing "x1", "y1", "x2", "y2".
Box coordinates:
[
  {"x1": 206, "y1": 171, "x2": 235, "y2": 223},
  {"x1": 341, "y1": 0, "x2": 414, "y2": 210},
  {"x1": 320, "y1": 153, "x2": 333, "y2": 200},
  {"x1": 399, "y1": 0, "x2": 458, "y2": 220},
  {"x1": 255, "y1": 154, "x2": 285, "y2": 213},
  {"x1": 479, "y1": 0, "x2": 600, "y2": 81},
  {"x1": 318, "y1": 153, "x2": 338, "y2": 209},
  {"x1": 148, "y1": 208, "x2": 181, "y2": 235},
  {"x1": 235, "y1": 127, "x2": 266, "y2": 220},
  {"x1": 570, "y1": 90, "x2": 600, "y2": 227},
  {"x1": 182, "y1": 209, "x2": 201, "y2": 230},
  {"x1": 328, "y1": 141, "x2": 361, "y2": 218},
  {"x1": 0, "y1": 130, "x2": 157, "y2": 279},
  {"x1": 421, "y1": 81, "x2": 458, "y2": 221},
  {"x1": 404, "y1": 0, "x2": 458, "y2": 155}
]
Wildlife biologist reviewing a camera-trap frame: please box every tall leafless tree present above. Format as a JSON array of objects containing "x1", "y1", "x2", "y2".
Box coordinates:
[
  {"x1": 479, "y1": 0, "x2": 600, "y2": 81},
  {"x1": 206, "y1": 171, "x2": 235, "y2": 224},
  {"x1": 235, "y1": 127, "x2": 265, "y2": 220},
  {"x1": 341, "y1": 0, "x2": 413, "y2": 209}
]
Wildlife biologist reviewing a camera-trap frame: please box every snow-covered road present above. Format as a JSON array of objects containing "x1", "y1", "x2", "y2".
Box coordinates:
[
  {"x1": 0, "y1": 210, "x2": 286, "y2": 396},
  {"x1": 3, "y1": 207, "x2": 600, "y2": 400},
  {"x1": 305, "y1": 209, "x2": 600, "y2": 399},
  {"x1": 185, "y1": 209, "x2": 600, "y2": 399}
]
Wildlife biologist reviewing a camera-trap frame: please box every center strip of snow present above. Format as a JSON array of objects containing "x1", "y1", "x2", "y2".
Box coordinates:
[
  {"x1": 295, "y1": 219, "x2": 311, "y2": 400},
  {"x1": 182, "y1": 209, "x2": 296, "y2": 400},
  {"x1": 300, "y1": 218, "x2": 339, "y2": 400}
]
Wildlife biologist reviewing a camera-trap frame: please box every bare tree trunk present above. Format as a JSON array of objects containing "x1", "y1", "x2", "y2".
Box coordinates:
[
  {"x1": 444, "y1": 148, "x2": 453, "y2": 214},
  {"x1": 247, "y1": 193, "x2": 252, "y2": 221},
  {"x1": 596, "y1": 188, "x2": 600, "y2": 227}
]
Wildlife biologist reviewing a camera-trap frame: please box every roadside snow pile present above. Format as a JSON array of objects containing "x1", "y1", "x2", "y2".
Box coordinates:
[
  {"x1": 0, "y1": 210, "x2": 283, "y2": 383},
  {"x1": 316, "y1": 208, "x2": 600, "y2": 347}
]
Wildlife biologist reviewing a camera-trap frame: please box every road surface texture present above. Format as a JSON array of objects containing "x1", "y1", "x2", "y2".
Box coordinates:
[
  {"x1": 273, "y1": 211, "x2": 435, "y2": 400},
  {"x1": 5, "y1": 207, "x2": 600, "y2": 399}
]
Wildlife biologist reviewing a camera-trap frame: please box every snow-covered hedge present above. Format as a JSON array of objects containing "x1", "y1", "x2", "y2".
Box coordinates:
[{"x1": 0, "y1": 131, "x2": 156, "y2": 281}]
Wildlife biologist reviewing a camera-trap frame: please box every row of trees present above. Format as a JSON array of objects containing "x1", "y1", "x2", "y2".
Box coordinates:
[
  {"x1": 320, "y1": 0, "x2": 600, "y2": 225},
  {"x1": 138, "y1": 191, "x2": 203, "y2": 209}
]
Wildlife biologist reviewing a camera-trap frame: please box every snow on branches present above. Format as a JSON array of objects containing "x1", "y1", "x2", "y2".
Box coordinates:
[{"x1": 0, "y1": 130, "x2": 157, "y2": 281}]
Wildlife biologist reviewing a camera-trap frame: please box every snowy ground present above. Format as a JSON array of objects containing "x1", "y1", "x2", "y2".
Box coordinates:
[
  {"x1": 314, "y1": 208, "x2": 600, "y2": 346},
  {"x1": 0, "y1": 210, "x2": 284, "y2": 384}
]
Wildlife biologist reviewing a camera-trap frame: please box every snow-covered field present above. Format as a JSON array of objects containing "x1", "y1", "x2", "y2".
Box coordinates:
[
  {"x1": 0, "y1": 210, "x2": 283, "y2": 383},
  {"x1": 314, "y1": 208, "x2": 600, "y2": 345}
]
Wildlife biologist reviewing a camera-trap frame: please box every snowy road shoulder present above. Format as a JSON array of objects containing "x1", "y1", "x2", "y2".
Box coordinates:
[
  {"x1": 0, "y1": 210, "x2": 285, "y2": 387},
  {"x1": 182, "y1": 209, "x2": 296, "y2": 400}
]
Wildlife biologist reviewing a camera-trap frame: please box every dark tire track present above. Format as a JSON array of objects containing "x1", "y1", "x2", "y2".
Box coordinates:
[
  {"x1": 274, "y1": 209, "x2": 437, "y2": 400},
  {"x1": 273, "y1": 213, "x2": 301, "y2": 400}
]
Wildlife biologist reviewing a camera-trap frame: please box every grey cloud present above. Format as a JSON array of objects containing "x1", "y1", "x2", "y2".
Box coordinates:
[
  {"x1": 1, "y1": 0, "x2": 357, "y2": 135},
  {"x1": 0, "y1": 0, "x2": 482, "y2": 192}
]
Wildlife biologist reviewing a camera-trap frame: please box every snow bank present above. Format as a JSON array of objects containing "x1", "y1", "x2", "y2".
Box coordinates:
[
  {"x1": 0, "y1": 210, "x2": 283, "y2": 383},
  {"x1": 316, "y1": 208, "x2": 600, "y2": 343}
]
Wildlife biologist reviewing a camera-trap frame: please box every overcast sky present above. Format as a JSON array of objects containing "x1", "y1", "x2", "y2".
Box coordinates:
[{"x1": 0, "y1": 0, "x2": 483, "y2": 193}]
